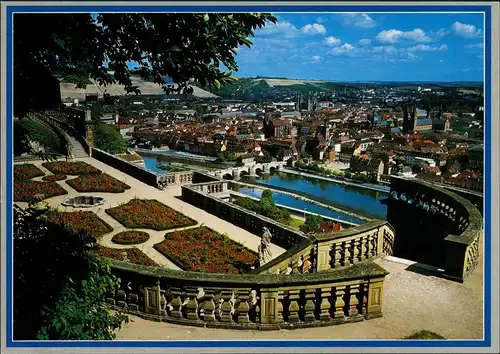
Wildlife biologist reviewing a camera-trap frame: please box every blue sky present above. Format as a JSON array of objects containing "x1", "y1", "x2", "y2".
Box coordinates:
[{"x1": 234, "y1": 13, "x2": 485, "y2": 82}]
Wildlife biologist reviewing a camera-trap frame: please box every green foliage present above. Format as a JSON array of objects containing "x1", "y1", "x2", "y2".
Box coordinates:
[
  {"x1": 294, "y1": 161, "x2": 345, "y2": 177},
  {"x1": 234, "y1": 190, "x2": 291, "y2": 225},
  {"x1": 405, "y1": 330, "x2": 446, "y2": 340},
  {"x1": 305, "y1": 214, "x2": 323, "y2": 230},
  {"x1": 300, "y1": 151, "x2": 311, "y2": 159},
  {"x1": 219, "y1": 150, "x2": 237, "y2": 163},
  {"x1": 14, "y1": 13, "x2": 276, "y2": 117},
  {"x1": 36, "y1": 254, "x2": 129, "y2": 340},
  {"x1": 14, "y1": 206, "x2": 128, "y2": 340},
  {"x1": 93, "y1": 123, "x2": 128, "y2": 154},
  {"x1": 15, "y1": 118, "x2": 65, "y2": 154}
]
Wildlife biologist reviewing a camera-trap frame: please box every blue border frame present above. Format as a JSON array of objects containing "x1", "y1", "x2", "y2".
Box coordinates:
[{"x1": 5, "y1": 4, "x2": 492, "y2": 349}]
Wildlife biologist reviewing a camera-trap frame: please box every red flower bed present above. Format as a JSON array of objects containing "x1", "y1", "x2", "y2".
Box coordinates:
[
  {"x1": 14, "y1": 164, "x2": 45, "y2": 181},
  {"x1": 46, "y1": 210, "x2": 113, "y2": 237},
  {"x1": 154, "y1": 226, "x2": 257, "y2": 274},
  {"x1": 14, "y1": 180, "x2": 68, "y2": 202},
  {"x1": 112, "y1": 231, "x2": 150, "y2": 245},
  {"x1": 66, "y1": 173, "x2": 130, "y2": 193},
  {"x1": 42, "y1": 161, "x2": 102, "y2": 175},
  {"x1": 42, "y1": 174, "x2": 67, "y2": 182},
  {"x1": 106, "y1": 199, "x2": 196, "y2": 230},
  {"x1": 96, "y1": 246, "x2": 159, "y2": 267}
]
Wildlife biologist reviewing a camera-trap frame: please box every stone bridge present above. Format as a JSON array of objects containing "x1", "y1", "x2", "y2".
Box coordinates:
[{"x1": 208, "y1": 161, "x2": 286, "y2": 180}]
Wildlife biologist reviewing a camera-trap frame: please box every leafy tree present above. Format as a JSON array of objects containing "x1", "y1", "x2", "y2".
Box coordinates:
[
  {"x1": 93, "y1": 123, "x2": 128, "y2": 154},
  {"x1": 305, "y1": 214, "x2": 323, "y2": 230},
  {"x1": 14, "y1": 206, "x2": 128, "y2": 340},
  {"x1": 261, "y1": 189, "x2": 275, "y2": 206},
  {"x1": 14, "y1": 13, "x2": 276, "y2": 117}
]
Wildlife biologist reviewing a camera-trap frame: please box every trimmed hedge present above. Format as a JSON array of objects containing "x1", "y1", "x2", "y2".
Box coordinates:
[
  {"x1": 111, "y1": 231, "x2": 150, "y2": 245},
  {"x1": 15, "y1": 118, "x2": 65, "y2": 154}
]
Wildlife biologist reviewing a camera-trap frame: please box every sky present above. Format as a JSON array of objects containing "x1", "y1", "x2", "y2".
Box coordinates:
[{"x1": 233, "y1": 13, "x2": 485, "y2": 82}]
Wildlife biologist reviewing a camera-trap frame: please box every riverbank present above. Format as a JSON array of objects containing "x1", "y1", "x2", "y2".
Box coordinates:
[
  {"x1": 229, "y1": 191, "x2": 361, "y2": 227},
  {"x1": 230, "y1": 180, "x2": 372, "y2": 222},
  {"x1": 283, "y1": 168, "x2": 391, "y2": 193}
]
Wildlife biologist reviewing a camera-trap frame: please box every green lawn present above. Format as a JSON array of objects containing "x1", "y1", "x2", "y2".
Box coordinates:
[{"x1": 288, "y1": 217, "x2": 304, "y2": 230}]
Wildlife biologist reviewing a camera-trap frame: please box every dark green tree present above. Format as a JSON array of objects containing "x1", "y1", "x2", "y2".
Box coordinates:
[
  {"x1": 93, "y1": 123, "x2": 128, "y2": 154},
  {"x1": 14, "y1": 13, "x2": 276, "y2": 117},
  {"x1": 305, "y1": 214, "x2": 323, "y2": 230},
  {"x1": 14, "y1": 206, "x2": 128, "y2": 340}
]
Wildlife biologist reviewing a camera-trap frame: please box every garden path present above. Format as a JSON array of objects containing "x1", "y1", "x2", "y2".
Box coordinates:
[{"x1": 16, "y1": 158, "x2": 286, "y2": 269}]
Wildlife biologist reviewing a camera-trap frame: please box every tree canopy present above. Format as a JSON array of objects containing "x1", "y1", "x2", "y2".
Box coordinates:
[
  {"x1": 14, "y1": 206, "x2": 128, "y2": 340},
  {"x1": 14, "y1": 13, "x2": 276, "y2": 117}
]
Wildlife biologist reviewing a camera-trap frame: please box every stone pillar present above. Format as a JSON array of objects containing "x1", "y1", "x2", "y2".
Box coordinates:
[
  {"x1": 263, "y1": 164, "x2": 270, "y2": 174},
  {"x1": 366, "y1": 278, "x2": 385, "y2": 319},
  {"x1": 85, "y1": 123, "x2": 94, "y2": 157},
  {"x1": 232, "y1": 169, "x2": 240, "y2": 181},
  {"x1": 259, "y1": 289, "x2": 282, "y2": 325},
  {"x1": 316, "y1": 243, "x2": 331, "y2": 272}
]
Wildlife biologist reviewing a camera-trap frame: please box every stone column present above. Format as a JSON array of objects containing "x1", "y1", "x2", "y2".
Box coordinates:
[
  {"x1": 259, "y1": 289, "x2": 281, "y2": 325},
  {"x1": 366, "y1": 278, "x2": 385, "y2": 319}
]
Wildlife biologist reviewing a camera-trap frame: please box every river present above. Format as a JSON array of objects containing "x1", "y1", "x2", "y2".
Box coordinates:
[{"x1": 140, "y1": 155, "x2": 388, "y2": 220}]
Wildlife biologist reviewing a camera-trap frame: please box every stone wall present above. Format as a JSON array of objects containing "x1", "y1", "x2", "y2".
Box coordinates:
[
  {"x1": 106, "y1": 259, "x2": 388, "y2": 330},
  {"x1": 387, "y1": 176, "x2": 482, "y2": 282},
  {"x1": 182, "y1": 182, "x2": 307, "y2": 250}
]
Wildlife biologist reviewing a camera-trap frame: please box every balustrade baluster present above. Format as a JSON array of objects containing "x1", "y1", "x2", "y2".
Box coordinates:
[
  {"x1": 184, "y1": 286, "x2": 199, "y2": 321},
  {"x1": 304, "y1": 288, "x2": 317, "y2": 322},
  {"x1": 318, "y1": 287, "x2": 332, "y2": 321},
  {"x1": 331, "y1": 243, "x2": 342, "y2": 268},
  {"x1": 201, "y1": 289, "x2": 216, "y2": 322},
  {"x1": 169, "y1": 287, "x2": 182, "y2": 318},
  {"x1": 342, "y1": 241, "x2": 351, "y2": 267},
  {"x1": 287, "y1": 290, "x2": 301, "y2": 323},
  {"x1": 348, "y1": 284, "x2": 360, "y2": 317},
  {"x1": 333, "y1": 286, "x2": 346, "y2": 321},
  {"x1": 352, "y1": 239, "x2": 360, "y2": 264},
  {"x1": 360, "y1": 236, "x2": 368, "y2": 261},
  {"x1": 359, "y1": 283, "x2": 368, "y2": 317},
  {"x1": 235, "y1": 289, "x2": 250, "y2": 324},
  {"x1": 369, "y1": 233, "x2": 377, "y2": 256},
  {"x1": 219, "y1": 290, "x2": 233, "y2": 322}
]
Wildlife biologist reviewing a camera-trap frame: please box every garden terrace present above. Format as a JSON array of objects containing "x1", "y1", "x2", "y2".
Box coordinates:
[
  {"x1": 153, "y1": 226, "x2": 257, "y2": 274},
  {"x1": 97, "y1": 246, "x2": 159, "y2": 267},
  {"x1": 112, "y1": 231, "x2": 150, "y2": 245},
  {"x1": 14, "y1": 180, "x2": 68, "y2": 202},
  {"x1": 62, "y1": 195, "x2": 106, "y2": 208},
  {"x1": 386, "y1": 176, "x2": 482, "y2": 282},
  {"x1": 46, "y1": 210, "x2": 113, "y2": 238},
  {"x1": 105, "y1": 199, "x2": 197, "y2": 230},
  {"x1": 66, "y1": 173, "x2": 131, "y2": 193},
  {"x1": 106, "y1": 258, "x2": 388, "y2": 330},
  {"x1": 14, "y1": 163, "x2": 45, "y2": 181},
  {"x1": 42, "y1": 174, "x2": 67, "y2": 182},
  {"x1": 42, "y1": 161, "x2": 102, "y2": 175}
]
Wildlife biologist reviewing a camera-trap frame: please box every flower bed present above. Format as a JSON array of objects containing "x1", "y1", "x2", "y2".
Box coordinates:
[
  {"x1": 96, "y1": 246, "x2": 159, "y2": 267},
  {"x1": 111, "y1": 231, "x2": 150, "y2": 245},
  {"x1": 66, "y1": 173, "x2": 131, "y2": 193},
  {"x1": 106, "y1": 199, "x2": 196, "y2": 230},
  {"x1": 14, "y1": 180, "x2": 68, "y2": 202},
  {"x1": 154, "y1": 226, "x2": 257, "y2": 274},
  {"x1": 46, "y1": 210, "x2": 113, "y2": 237},
  {"x1": 42, "y1": 174, "x2": 67, "y2": 182},
  {"x1": 14, "y1": 164, "x2": 45, "y2": 181},
  {"x1": 42, "y1": 161, "x2": 102, "y2": 175}
]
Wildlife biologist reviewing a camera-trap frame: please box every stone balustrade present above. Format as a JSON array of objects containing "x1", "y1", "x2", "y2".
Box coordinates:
[
  {"x1": 256, "y1": 220, "x2": 395, "y2": 275},
  {"x1": 388, "y1": 176, "x2": 482, "y2": 282},
  {"x1": 106, "y1": 259, "x2": 388, "y2": 330}
]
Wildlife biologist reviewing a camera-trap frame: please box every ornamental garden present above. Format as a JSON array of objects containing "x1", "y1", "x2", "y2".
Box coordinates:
[{"x1": 14, "y1": 161, "x2": 257, "y2": 274}]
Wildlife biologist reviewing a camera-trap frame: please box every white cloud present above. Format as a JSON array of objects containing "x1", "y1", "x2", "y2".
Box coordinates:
[
  {"x1": 359, "y1": 38, "x2": 371, "y2": 46},
  {"x1": 465, "y1": 42, "x2": 484, "y2": 49},
  {"x1": 451, "y1": 21, "x2": 482, "y2": 38},
  {"x1": 302, "y1": 23, "x2": 327, "y2": 35},
  {"x1": 372, "y1": 46, "x2": 398, "y2": 55},
  {"x1": 256, "y1": 20, "x2": 299, "y2": 38},
  {"x1": 325, "y1": 36, "x2": 341, "y2": 46},
  {"x1": 316, "y1": 16, "x2": 327, "y2": 24},
  {"x1": 432, "y1": 28, "x2": 448, "y2": 38},
  {"x1": 342, "y1": 13, "x2": 377, "y2": 28},
  {"x1": 401, "y1": 44, "x2": 448, "y2": 52},
  {"x1": 376, "y1": 28, "x2": 432, "y2": 43},
  {"x1": 331, "y1": 43, "x2": 355, "y2": 55},
  {"x1": 311, "y1": 55, "x2": 322, "y2": 62}
]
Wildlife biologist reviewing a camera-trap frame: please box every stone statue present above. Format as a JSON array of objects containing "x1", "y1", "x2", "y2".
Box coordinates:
[{"x1": 258, "y1": 227, "x2": 273, "y2": 265}]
